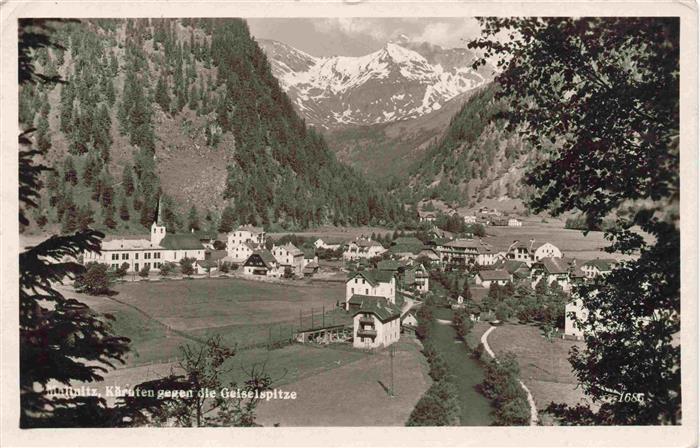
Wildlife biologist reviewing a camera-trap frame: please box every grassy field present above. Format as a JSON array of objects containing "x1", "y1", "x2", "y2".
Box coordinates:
[
  {"x1": 74, "y1": 277, "x2": 347, "y2": 365},
  {"x1": 254, "y1": 337, "x2": 431, "y2": 426},
  {"x1": 113, "y1": 277, "x2": 344, "y2": 331},
  {"x1": 485, "y1": 323, "x2": 593, "y2": 420}
]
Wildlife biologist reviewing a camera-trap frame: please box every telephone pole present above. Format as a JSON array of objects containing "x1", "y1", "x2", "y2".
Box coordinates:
[{"x1": 390, "y1": 345, "x2": 396, "y2": 397}]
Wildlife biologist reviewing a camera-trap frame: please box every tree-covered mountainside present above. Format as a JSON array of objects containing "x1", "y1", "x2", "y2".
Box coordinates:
[
  {"x1": 19, "y1": 18, "x2": 405, "y2": 235},
  {"x1": 395, "y1": 84, "x2": 544, "y2": 209}
]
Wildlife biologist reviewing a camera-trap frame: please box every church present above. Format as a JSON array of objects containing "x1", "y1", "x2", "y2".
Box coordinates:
[{"x1": 83, "y1": 204, "x2": 206, "y2": 272}]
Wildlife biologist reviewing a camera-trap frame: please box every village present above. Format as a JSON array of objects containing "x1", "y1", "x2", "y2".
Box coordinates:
[{"x1": 83, "y1": 202, "x2": 619, "y2": 357}]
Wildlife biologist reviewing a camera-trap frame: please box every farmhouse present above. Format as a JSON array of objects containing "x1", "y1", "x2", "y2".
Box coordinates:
[
  {"x1": 475, "y1": 269, "x2": 512, "y2": 288},
  {"x1": 227, "y1": 225, "x2": 266, "y2": 263},
  {"x1": 582, "y1": 258, "x2": 617, "y2": 278},
  {"x1": 272, "y1": 242, "x2": 305, "y2": 275},
  {"x1": 342, "y1": 237, "x2": 387, "y2": 260},
  {"x1": 352, "y1": 296, "x2": 401, "y2": 349},
  {"x1": 84, "y1": 217, "x2": 205, "y2": 272},
  {"x1": 493, "y1": 259, "x2": 531, "y2": 281},
  {"x1": 345, "y1": 270, "x2": 396, "y2": 310},
  {"x1": 242, "y1": 250, "x2": 280, "y2": 277},
  {"x1": 508, "y1": 217, "x2": 522, "y2": 227},
  {"x1": 303, "y1": 248, "x2": 318, "y2": 266},
  {"x1": 463, "y1": 215, "x2": 477, "y2": 224}
]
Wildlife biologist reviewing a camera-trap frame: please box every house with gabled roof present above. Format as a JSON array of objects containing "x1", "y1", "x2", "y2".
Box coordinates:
[
  {"x1": 352, "y1": 296, "x2": 401, "y2": 349},
  {"x1": 403, "y1": 263, "x2": 429, "y2": 293},
  {"x1": 388, "y1": 236, "x2": 425, "y2": 260},
  {"x1": 342, "y1": 237, "x2": 387, "y2": 261},
  {"x1": 345, "y1": 269, "x2": 396, "y2": 310},
  {"x1": 242, "y1": 250, "x2": 280, "y2": 277},
  {"x1": 581, "y1": 258, "x2": 617, "y2": 278},
  {"x1": 272, "y1": 242, "x2": 305, "y2": 275},
  {"x1": 475, "y1": 269, "x2": 512, "y2": 288},
  {"x1": 226, "y1": 225, "x2": 266, "y2": 263},
  {"x1": 531, "y1": 257, "x2": 575, "y2": 291}
]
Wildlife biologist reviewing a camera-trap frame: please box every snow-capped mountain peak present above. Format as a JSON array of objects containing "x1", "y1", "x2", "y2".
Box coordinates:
[{"x1": 258, "y1": 39, "x2": 495, "y2": 129}]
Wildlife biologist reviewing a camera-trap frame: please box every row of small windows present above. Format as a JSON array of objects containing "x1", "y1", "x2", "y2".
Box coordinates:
[{"x1": 110, "y1": 252, "x2": 161, "y2": 261}]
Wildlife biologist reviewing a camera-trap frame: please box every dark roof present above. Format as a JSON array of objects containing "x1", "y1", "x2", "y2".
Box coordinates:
[
  {"x1": 190, "y1": 230, "x2": 218, "y2": 240},
  {"x1": 584, "y1": 258, "x2": 617, "y2": 271},
  {"x1": 245, "y1": 250, "x2": 277, "y2": 268},
  {"x1": 207, "y1": 249, "x2": 228, "y2": 262},
  {"x1": 477, "y1": 269, "x2": 512, "y2": 281},
  {"x1": 392, "y1": 236, "x2": 423, "y2": 246},
  {"x1": 494, "y1": 259, "x2": 529, "y2": 274},
  {"x1": 538, "y1": 257, "x2": 570, "y2": 274},
  {"x1": 160, "y1": 234, "x2": 205, "y2": 250},
  {"x1": 351, "y1": 295, "x2": 401, "y2": 322},
  {"x1": 377, "y1": 260, "x2": 404, "y2": 271},
  {"x1": 347, "y1": 269, "x2": 395, "y2": 286},
  {"x1": 303, "y1": 248, "x2": 316, "y2": 258}
]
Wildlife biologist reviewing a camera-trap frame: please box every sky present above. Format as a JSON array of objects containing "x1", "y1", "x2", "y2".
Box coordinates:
[{"x1": 246, "y1": 18, "x2": 483, "y2": 57}]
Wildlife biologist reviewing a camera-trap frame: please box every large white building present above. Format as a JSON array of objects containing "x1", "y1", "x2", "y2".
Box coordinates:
[
  {"x1": 352, "y1": 296, "x2": 401, "y2": 349},
  {"x1": 345, "y1": 270, "x2": 396, "y2": 310},
  {"x1": 84, "y1": 219, "x2": 206, "y2": 272},
  {"x1": 226, "y1": 225, "x2": 266, "y2": 263}
]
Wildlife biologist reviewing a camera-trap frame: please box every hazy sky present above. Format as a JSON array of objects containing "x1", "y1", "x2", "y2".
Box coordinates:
[{"x1": 246, "y1": 18, "x2": 482, "y2": 57}]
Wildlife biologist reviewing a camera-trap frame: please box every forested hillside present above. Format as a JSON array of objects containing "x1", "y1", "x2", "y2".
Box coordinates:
[
  {"x1": 19, "y1": 18, "x2": 405, "y2": 236},
  {"x1": 396, "y1": 84, "x2": 544, "y2": 209}
]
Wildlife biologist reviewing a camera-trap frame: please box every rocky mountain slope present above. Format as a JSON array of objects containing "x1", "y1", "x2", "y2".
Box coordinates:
[{"x1": 258, "y1": 38, "x2": 495, "y2": 130}]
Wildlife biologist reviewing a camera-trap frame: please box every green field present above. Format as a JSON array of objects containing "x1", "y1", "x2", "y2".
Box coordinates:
[{"x1": 74, "y1": 277, "x2": 347, "y2": 365}]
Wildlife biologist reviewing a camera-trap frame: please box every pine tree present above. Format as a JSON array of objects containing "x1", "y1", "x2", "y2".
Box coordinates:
[
  {"x1": 218, "y1": 204, "x2": 236, "y2": 233},
  {"x1": 187, "y1": 204, "x2": 200, "y2": 231},
  {"x1": 35, "y1": 114, "x2": 51, "y2": 151},
  {"x1": 154, "y1": 73, "x2": 170, "y2": 113},
  {"x1": 119, "y1": 195, "x2": 130, "y2": 221},
  {"x1": 103, "y1": 204, "x2": 117, "y2": 229},
  {"x1": 63, "y1": 155, "x2": 78, "y2": 186},
  {"x1": 122, "y1": 165, "x2": 135, "y2": 196}
]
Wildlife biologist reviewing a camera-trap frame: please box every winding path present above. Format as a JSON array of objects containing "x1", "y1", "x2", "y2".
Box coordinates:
[{"x1": 480, "y1": 326, "x2": 539, "y2": 426}]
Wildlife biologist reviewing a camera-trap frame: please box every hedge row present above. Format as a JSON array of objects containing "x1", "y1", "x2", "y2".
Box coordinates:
[{"x1": 481, "y1": 352, "x2": 531, "y2": 425}]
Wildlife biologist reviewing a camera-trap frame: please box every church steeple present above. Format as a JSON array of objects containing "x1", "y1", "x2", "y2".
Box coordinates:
[{"x1": 150, "y1": 196, "x2": 166, "y2": 246}]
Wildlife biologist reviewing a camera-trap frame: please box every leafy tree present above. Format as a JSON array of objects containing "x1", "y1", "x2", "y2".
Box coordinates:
[
  {"x1": 471, "y1": 17, "x2": 680, "y2": 424},
  {"x1": 179, "y1": 257, "x2": 195, "y2": 276},
  {"x1": 115, "y1": 262, "x2": 129, "y2": 280},
  {"x1": 138, "y1": 264, "x2": 150, "y2": 278},
  {"x1": 74, "y1": 262, "x2": 113, "y2": 295},
  {"x1": 159, "y1": 261, "x2": 174, "y2": 277},
  {"x1": 114, "y1": 336, "x2": 272, "y2": 426}
]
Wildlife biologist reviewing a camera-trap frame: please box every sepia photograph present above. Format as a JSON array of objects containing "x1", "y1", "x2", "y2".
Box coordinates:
[{"x1": 1, "y1": 1, "x2": 698, "y2": 446}]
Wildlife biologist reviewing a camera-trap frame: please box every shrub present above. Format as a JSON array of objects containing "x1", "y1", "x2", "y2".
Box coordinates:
[
  {"x1": 219, "y1": 261, "x2": 230, "y2": 273},
  {"x1": 406, "y1": 380, "x2": 461, "y2": 426},
  {"x1": 138, "y1": 264, "x2": 150, "y2": 278},
  {"x1": 179, "y1": 257, "x2": 195, "y2": 276},
  {"x1": 159, "y1": 261, "x2": 174, "y2": 277},
  {"x1": 480, "y1": 352, "x2": 531, "y2": 425},
  {"x1": 75, "y1": 262, "x2": 112, "y2": 295}
]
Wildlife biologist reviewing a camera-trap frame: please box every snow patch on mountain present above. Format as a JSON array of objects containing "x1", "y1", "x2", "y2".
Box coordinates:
[{"x1": 258, "y1": 39, "x2": 494, "y2": 128}]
